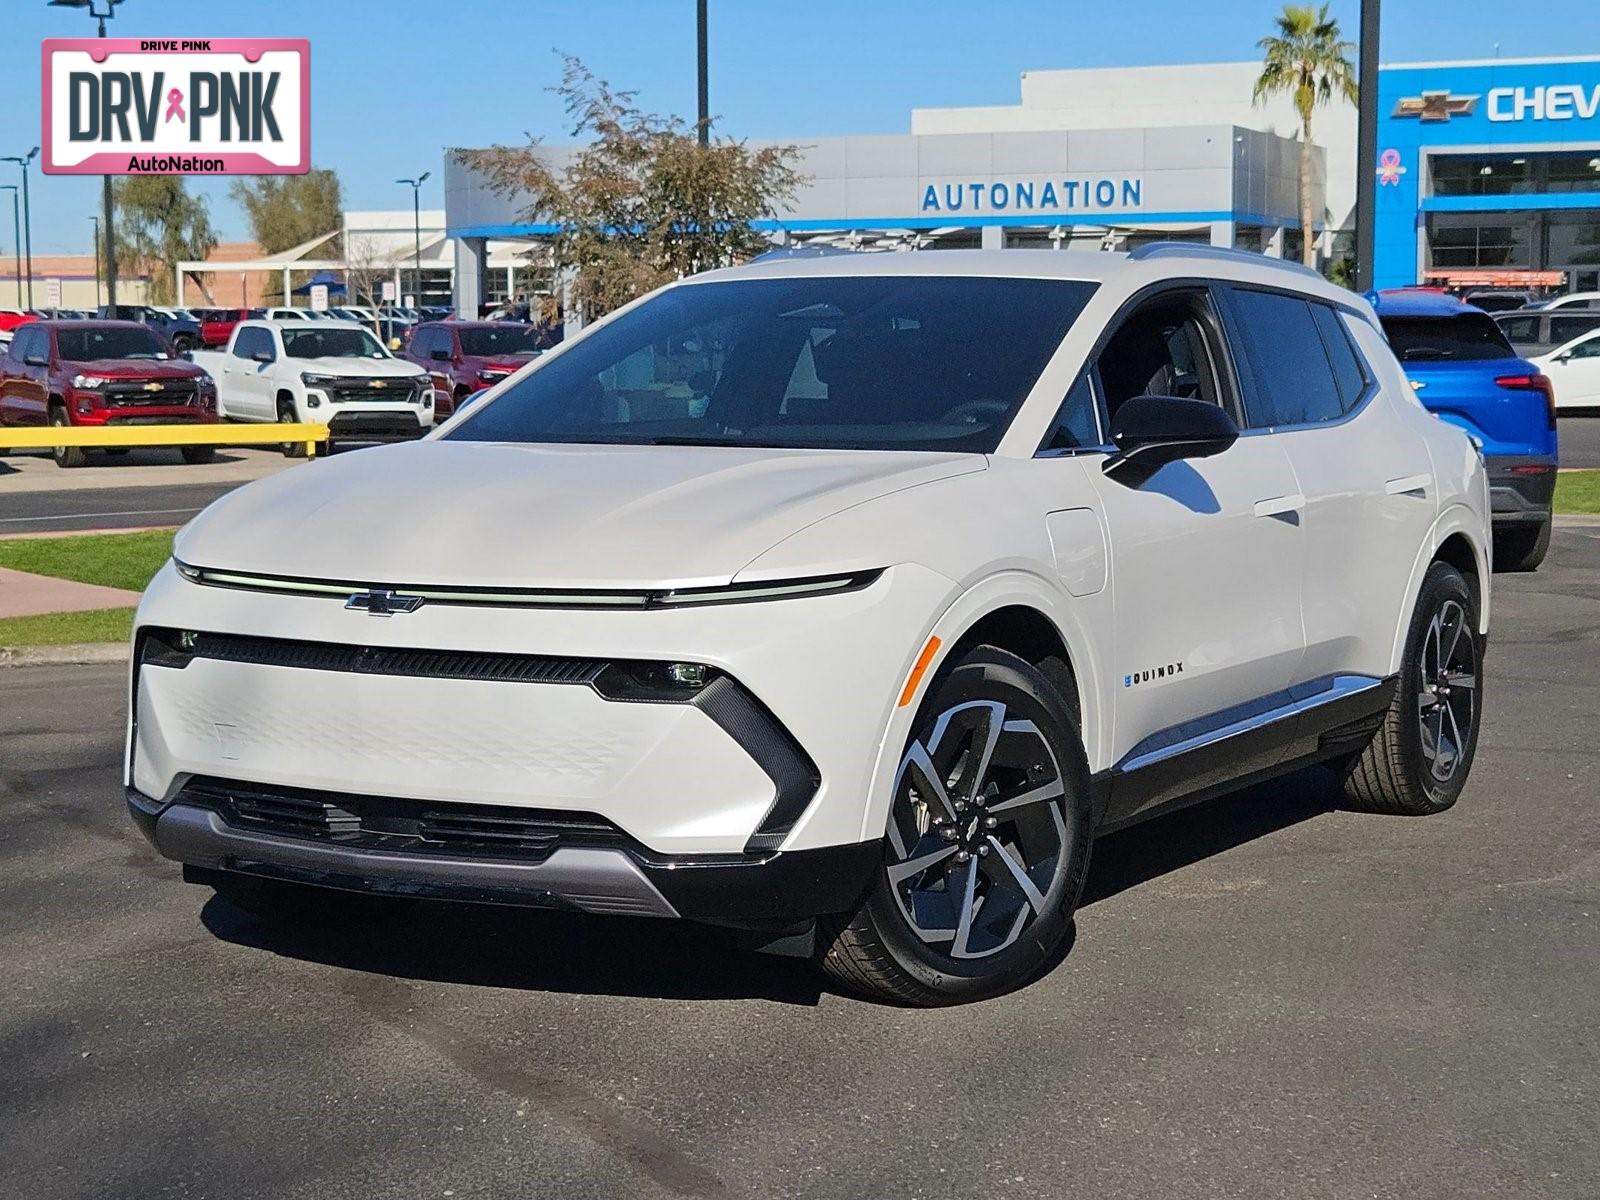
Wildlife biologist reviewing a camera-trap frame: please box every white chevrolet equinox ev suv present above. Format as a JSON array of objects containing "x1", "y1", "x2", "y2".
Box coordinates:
[{"x1": 127, "y1": 246, "x2": 1492, "y2": 1005}]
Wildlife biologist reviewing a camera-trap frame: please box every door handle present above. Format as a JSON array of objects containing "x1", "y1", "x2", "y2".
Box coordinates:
[
  {"x1": 1253, "y1": 494, "x2": 1305, "y2": 519},
  {"x1": 1385, "y1": 474, "x2": 1430, "y2": 498}
]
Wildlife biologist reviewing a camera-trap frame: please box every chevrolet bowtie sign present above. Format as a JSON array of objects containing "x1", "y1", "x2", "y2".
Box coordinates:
[
  {"x1": 42, "y1": 38, "x2": 309, "y2": 175},
  {"x1": 1391, "y1": 91, "x2": 1479, "y2": 122}
]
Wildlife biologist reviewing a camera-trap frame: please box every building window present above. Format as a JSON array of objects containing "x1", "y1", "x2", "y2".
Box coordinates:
[
  {"x1": 1547, "y1": 218, "x2": 1600, "y2": 270},
  {"x1": 1426, "y1": 216, "x2": 1532, "y2": 269},
  {"x1": 1433, "y1": 151, "x2": 1600, "y2": 197}
]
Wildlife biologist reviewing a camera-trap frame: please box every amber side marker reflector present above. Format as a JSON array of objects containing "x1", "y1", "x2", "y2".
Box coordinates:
[{"x1": 898, "y1": 636, "x2": 942, "y2": 708}]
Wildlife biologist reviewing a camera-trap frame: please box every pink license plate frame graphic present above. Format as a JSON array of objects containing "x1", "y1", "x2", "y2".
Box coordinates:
[{"x1": 42, "y1": 38, "x2": 310, "y2": 175}]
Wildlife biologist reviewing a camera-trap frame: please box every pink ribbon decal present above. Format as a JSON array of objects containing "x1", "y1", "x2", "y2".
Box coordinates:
[{"x1": 165, "y1": 88, "x2": 186, "y2": 123}]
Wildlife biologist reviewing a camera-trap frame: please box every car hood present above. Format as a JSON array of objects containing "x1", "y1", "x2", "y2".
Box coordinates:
[
  {"x1": 67, "y1": 358, "x2": 204, "y2": 379},
  {"x1": 290, "y1": 356, "x2": 423, "y2": 376},
  {"x1": 175, "y1": 440, "x2": 985, "y2": 589}
]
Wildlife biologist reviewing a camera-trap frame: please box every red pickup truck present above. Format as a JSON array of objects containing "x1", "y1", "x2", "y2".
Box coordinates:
[
  {"x1": 0, "y1": 320, "x2": 219, "y2": 467},
  {"x1": 198, "y1": 307, "x2": 251, "y2": 349},
  {"x1": 401, "y1": 320, "x2": 547, "y2": 417}
]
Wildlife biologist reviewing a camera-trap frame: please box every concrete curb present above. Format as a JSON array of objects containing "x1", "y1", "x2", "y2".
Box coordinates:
[
  {"x1": 1554, "y1": 513, "x2": 1600, "y2": 528},
  {"x1": 0, "y1": 643, "x2": 128, "y2": 668}
]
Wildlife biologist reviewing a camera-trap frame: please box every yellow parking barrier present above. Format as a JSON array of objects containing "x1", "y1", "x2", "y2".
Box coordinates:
[{"x1": 0, "y1": 422, "x2": 332, "y2": 459}]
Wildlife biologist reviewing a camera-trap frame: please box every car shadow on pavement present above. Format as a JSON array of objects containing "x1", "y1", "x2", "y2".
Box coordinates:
[
  {"x1": 196, "y1": 765, "x2": 1342, "y2": 1008},
  {"x1": 200, "y1": 890, "x2": 830, "y2": 1006},
  {"x1": 1081, "y1": 763, "x2": 1342, "y2": 907}
]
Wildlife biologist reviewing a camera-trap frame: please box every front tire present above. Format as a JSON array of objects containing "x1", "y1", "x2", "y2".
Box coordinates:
[
  {"x1": 49, "y1": 407, "x2": 87, "y2": 469},
  {"x1": 819, "y1": 647, "x2": 1092, "y2": 1006},
  {"x1": 1343, "y1": 561, "x2": 1482, "y2": 815},
  {"x1": 180, "y1": 445, "x2": 215, "y2": 465}
]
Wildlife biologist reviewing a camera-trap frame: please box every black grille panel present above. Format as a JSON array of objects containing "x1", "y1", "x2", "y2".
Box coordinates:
[
  {"x1": 328, "y1": 379, "x2": 419, "y2": 403},
  {"x1": 183, "y1": 778, "x2": 625, "y2": 861},
  {"x1": 161, "y1": 630, "x2": 606, "y2": 686},
  {"x1": 104, "y1": 380, "x2": 199, "y2": 407}
]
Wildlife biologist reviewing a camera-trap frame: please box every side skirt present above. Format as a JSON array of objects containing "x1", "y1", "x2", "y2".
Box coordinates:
[{"x1": 1090, "y1": 674, "x2": 1397, "y2": 835}]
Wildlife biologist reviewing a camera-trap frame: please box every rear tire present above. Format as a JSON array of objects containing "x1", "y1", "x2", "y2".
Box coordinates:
[
  {"x1": 1343, "y1": 561, "x2": 1482, "y2": 815},
  {"x1": 1493, "y1": 520, "x2": 1551, "y2": 573},
  {"x1": 818, "y1": 646, "x2": 1092, "y2": 1006},
  {"x1": 49, "y1": 407, "x2": 87, "y2": 469}
]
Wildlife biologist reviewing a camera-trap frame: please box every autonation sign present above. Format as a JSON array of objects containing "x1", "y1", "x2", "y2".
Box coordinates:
[
  {"x1": 42, "y1": 38, "x2": 309, "y2": 175},
  {"x1": 921, "y1": 177, "x2": 1144, "y2": 214}
]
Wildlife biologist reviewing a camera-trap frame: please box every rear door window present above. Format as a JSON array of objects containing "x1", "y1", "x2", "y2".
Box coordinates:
[
  {"x1": 1550, "y1": 313, "x2": 1600, "y2": 347},
  {"x1": 1378, "y1": 313, "x2": 1516, "y2": 362},
  {"x1": 1310, "y1": 305, "x2": 1370, "y2": 413},
  {"x1": 1223, "y1": 287, "x2": 1345, "y2": 427},
  {"x1": 1496, "y1": 315, "x2": 1541, "y2": 343}
]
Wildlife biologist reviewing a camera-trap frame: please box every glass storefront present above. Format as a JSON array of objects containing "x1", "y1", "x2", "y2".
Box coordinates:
[
  {"x1": 1425, "y1": 206, "x2": 1600, "y2": 292},
  {"x1": 1432, "y1": 150, "x2": 1600, "y2": 196}
]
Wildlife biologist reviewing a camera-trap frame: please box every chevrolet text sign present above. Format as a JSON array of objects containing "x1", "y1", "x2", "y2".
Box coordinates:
[{"x1": 42, "y1": 38, "x2": 309, "y2": 175}]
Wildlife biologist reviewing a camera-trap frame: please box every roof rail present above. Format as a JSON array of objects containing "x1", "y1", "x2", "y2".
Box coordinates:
[{"x1": 1127, "y1": 241, "x2": 1326, "y2": 281}]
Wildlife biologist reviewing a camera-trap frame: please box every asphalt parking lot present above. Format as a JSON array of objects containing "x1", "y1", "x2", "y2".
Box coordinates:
[{"x1": 2, "y1": 527, "x2": 1598, "y2": 1199}]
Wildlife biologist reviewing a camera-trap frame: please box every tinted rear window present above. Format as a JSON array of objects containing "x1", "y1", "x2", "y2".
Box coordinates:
[
  {"x1": 1379, "y1": 314, "x2": 1516, "y2": 362},
  {"x1": 448, "y1": 276, "x2": 1098, "y2": 453}
]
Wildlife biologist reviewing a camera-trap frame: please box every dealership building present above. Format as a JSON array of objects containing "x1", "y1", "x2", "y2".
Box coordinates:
[{"x1": 444, "y1": 54, "x2": 1600, "y2": 312}]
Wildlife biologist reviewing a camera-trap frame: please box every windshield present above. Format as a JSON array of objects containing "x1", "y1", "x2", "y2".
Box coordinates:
[
  {"x1": 280, "y1": 327, "x2": 388, "y2": 360},
  {"x1": 457, "y1": 325, "x2": 542, "y2": 357},
  {"x1": 57, "y1": 327, "x2": 170, "y2": 362},
  {"x1": 447, "y1": 276, "x2": 1096, "y2": 452},
  {"x1": 1380, "y1": 314, "x2": 1517, "y2": 362}
]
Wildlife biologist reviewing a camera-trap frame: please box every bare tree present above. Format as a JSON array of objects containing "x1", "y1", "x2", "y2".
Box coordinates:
[{"x1": 457, "y1": 56, "x2": 802, "y2": 319}]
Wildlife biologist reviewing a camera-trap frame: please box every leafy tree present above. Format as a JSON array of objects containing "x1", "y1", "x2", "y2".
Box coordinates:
[
  {"x1": 111, "y1": 176, "x2": 218, "y2": 305},
  {"x1": 1254, "y1": 4, "x2": 1357, "y2": 267},
  {"x1": 458, "y1": 56, "x2": 802, "y2": 318},
  {"x1": 229, "y1": 169, "x2": 344, "y2": 302}
]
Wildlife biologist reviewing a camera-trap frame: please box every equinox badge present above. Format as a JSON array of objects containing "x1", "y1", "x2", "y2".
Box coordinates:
[{"x1": 345, "y1": 589, "x2": 424, "y2": 616}]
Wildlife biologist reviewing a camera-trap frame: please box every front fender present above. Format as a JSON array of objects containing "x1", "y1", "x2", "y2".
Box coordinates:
[{"x1": 855, "y1": 568, "x2": 1108, "y2": 845}]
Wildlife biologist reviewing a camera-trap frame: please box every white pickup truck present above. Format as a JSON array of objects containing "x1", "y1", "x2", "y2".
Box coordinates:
[{"x1": 192, "y1": 319, "x2": 434, "y2": 453}]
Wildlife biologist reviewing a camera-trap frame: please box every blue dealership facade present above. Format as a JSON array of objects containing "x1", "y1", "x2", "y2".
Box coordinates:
[{"x1": 1375, "y1": 56, "x2": 1600, "y2": 291}]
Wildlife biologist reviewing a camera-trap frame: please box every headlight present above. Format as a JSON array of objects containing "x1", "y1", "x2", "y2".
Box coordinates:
[
  {"x1": 196, "y1": 371, "x2": 214, "y2": 387},
  {"x1": 300, "y1": 372, "x2": 339, "y2": 388},
  {"x1": 72, "y1": 374, "x2": 108, "y2": 389}
]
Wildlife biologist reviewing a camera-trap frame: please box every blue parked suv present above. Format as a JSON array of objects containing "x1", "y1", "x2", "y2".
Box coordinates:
[{"x1": 1373, "y1": 289, "x2": 1558, "y2": 572}]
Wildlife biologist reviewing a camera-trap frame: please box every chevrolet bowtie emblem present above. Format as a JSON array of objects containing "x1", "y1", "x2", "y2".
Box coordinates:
[
  {"x1": 143, "y1": 381, "x2": 162, "y2": 392},
  {"x1": 1392, "y1": 91, "x2": 1479, "y2": 122},
  {"x1": 345, "y1": 589, "x2": 424, "y2": 616},
  {"x1": 368, "y1": 378, "x2": 384, "y2": 387}
]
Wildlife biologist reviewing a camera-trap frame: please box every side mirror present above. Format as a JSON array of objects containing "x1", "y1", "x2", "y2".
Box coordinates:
[
  {"x1": 252, "y1": 350, "x2": 274, "y2": 364},
  {"x1": 1104, "y1": 394, "x2": 1239, "y2": 480},
  {"x1": 430, "y1": 348, "x2": 451, "y2": 361},
  {"x1": 1555, "y1": 351, "x2": 1573, "y2": 363},
  {"x1": 24, "y1": 354, "x2": 48, "y2": 367}
]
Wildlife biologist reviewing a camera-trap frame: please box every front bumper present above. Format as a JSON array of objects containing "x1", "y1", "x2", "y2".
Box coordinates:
[
  {"x1": 1486, "y1": 455, "x2": 1556, "y2": 528},
  {"x1": 128, "y1": 560, "x2": 953, "y2": 861},
  {"x1": 127, "y1": 785, "x2": 882, "y2": 927}
]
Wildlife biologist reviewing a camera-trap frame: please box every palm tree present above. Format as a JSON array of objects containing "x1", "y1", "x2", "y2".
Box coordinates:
[{"x1": 1254, "y1": 4, "x2": 1357, "y2": 268}]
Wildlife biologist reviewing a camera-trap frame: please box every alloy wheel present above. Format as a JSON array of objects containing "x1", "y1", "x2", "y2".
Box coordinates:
[
  {"x1": 1417, "y1": 598, "x2": 1477, "y2": 784},
  {"x1": 886, "y1": 699, "x2": 1070, "y2": 961}
]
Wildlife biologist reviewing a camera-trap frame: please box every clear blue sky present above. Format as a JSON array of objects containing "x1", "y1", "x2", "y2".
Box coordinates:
[{"x1": 4, "y1": 0, "x2": 1599, "y2": 254}]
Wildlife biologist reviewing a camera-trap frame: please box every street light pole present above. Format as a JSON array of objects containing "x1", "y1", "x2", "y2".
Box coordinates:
[
  {"x1": 49, "y1": 0, "x2": 123, "y2": 308},
  {"x1": 1354, "y1": 0, "x2": 1381, "y2": 291},
  {"x1": 2, "y1": 149, "x2": 39, "y2": 309},
  {"x1": 0, "y1": 185, "x2": 18, "y2": 306},
  {"x1": 89, "y1": 216, "x2": 102, "y2": 307},
  {"x1": 696, "y1": 0, "x2": 709, "y2": 146},
  {"x1": 396, "y1": 172, "x2": 430, "y2": 308}
]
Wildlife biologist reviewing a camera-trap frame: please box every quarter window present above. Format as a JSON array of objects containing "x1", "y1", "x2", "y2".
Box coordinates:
[
  {"x1": 1226, "y1": 288, "x2": 1345, "y2": 428},
  {"x1": 1040, "y1": 373, "x2": 1102, "y2": 451},
  {"x1": 1310, "y1": 304, "x2": 1370, "y2": 414}
]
